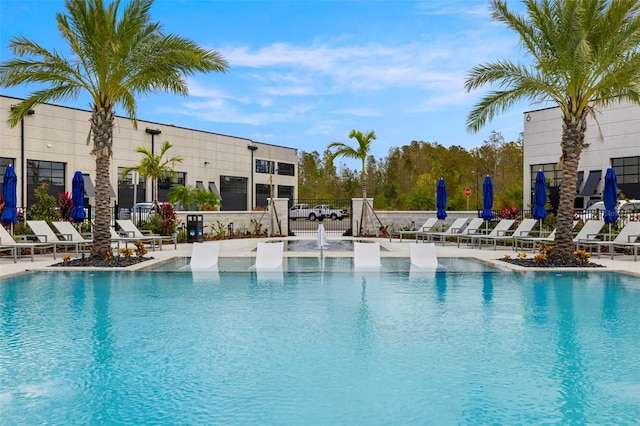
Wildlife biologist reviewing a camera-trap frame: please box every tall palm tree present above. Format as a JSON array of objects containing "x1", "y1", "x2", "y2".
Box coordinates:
[
  {"x1": 121, "y1": 141, "x2": 183, "y2": 209},
  {"x1": 0, "y1": 0, "x2": 228, "y2": 259},
  {"x1": 328, "y1": 129, "x2": 376, "y2": 235},
  {"x1": 465, "y1": 0, "x2": 640, "y2": 258}
]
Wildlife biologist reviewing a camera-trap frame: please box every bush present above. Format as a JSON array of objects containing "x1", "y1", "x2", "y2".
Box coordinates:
[{"x1": 29, "y1": 183, "x2": 59, "y2": 222}]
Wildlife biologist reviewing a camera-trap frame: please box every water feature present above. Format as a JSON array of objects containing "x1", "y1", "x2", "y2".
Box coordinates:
[{"x1": 316, "y1": 223, "x2": 327, "y2": 249}]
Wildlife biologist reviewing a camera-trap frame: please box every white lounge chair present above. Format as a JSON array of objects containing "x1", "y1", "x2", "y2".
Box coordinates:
[
  {"x1": 389, "y1": 218, "x2": 438, "y2": 243},
  {"x1": 255, "y1": 241, "x2": 284, "y2": 270},
  {"x1": 455, "y1": 218, "x2": 485, "y2": 247},
  {"x1": 409, "y1": 242, "x2": 438, "y2": 269},
  {"x1": 419, "y1": 218, "x2": 469, "y2": 245},
  {"x1": 116, "y1": 219, "x2": 177, "y2": 250},
  {"x1": 52, "y1": 221, "x2": 93, "y2": 244},
  {"x1": 27, "y1": 220, "x2": 85, "y2": 255},
  {"x1": 585, "y1": 221, "x2": 640, "y2": 260},
  {"x1": 476, "y1": 218, "x2": 537, "y2": 250},
  {"x1": 514, "y1": 221, "x2": 579, "y2": 251},
  {"x1": 190, "y1": 242, "x2": 219, "y2": 271},
  {"x1": 110, "y1": 228, "x2": 157, "y2": 252},
  {"x1": 353, "y1": 241, "x2": 381, "y2": 270},
  {"x1": 459, "y1": 219, "x2": 515, "y2": 248},
  {"x1": 0, "y1": 224, "x2": 56, "y2": 261},
  {"x1": 574, "y1": 220, "x2": 606, "y2": 250}
]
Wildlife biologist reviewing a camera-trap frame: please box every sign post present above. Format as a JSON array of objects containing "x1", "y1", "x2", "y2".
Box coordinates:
[{"x1": 464, "y1": 187, "x2": 472, "y2": 210}]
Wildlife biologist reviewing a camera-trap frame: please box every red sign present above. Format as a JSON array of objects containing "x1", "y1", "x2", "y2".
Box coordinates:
[{"x1": 464, "y1": 187, "x2": 472, "y2": 197}]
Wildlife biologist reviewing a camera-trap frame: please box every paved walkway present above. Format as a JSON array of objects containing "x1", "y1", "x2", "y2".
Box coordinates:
[{"x1": 1, "y1": 236, "x2": 639, "y2": 279}]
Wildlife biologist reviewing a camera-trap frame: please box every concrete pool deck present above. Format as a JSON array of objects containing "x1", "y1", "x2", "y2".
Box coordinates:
[{"x1": 1, "y1": 236, "x2": 639, "y2": 279}]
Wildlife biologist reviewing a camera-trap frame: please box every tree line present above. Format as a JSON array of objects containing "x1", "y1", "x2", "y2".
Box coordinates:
[{"x1": 299, "y1": 130, "x2": 524, "y2": 212}]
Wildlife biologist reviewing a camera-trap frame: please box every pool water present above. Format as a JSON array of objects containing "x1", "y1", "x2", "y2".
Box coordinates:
[{"x1": 1, "y1": 268, "x2": 639, "y2": 424}]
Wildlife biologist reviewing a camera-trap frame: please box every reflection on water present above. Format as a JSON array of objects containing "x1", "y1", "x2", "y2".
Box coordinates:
[{"x1": 0, "y1": 270, "x2": 639, "y2": 424}]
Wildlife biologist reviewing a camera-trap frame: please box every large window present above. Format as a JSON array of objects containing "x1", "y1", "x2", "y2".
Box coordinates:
[
  {"x1": 256, "y1": 159, "x2": 275, "y2": 174},
  {"x1": 530, "y1": 163, "x2": 561, "y2": 188},
  {"x1": 612, "y1": 156, "x2": 639, "y2": 184},
  {"x1": 612, "y1": 156, "x2": 640, "y2": 199},
  {"x1": 0, "y1": 157, "x2": 14, "y2": 179},
  {"x1": 256, "y1": 184, "x2": 273, "y2": 208},
  {"x1": 529, "y1": 163, "x2": 561, "y2": 213},
  {"x1": 158, "y1": 172, "x2": 186, "y2": 202},
  {"x1": 278, "y1": 162, "x2": 295, "y2": 176},
  {"x1": 219, "y1": 175, "x2": 247, "y2": 211},
  {"x1": 26, "y1": 160, "x2": 65, "y2": 207},
  {"x1": 117, "y1": 167, "x2": 146, "y2": 208}
]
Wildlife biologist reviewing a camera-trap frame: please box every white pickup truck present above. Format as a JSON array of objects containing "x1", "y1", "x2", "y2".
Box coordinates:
[{"x1": 289, "y1": 204, "x2": 348, "y2": 221}]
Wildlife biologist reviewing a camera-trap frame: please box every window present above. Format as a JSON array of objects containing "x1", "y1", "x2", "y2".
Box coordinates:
[
  {"x1": 530, "y1": 163, "x2": 561, "y2": 188},
  {"x1": 255, "y1": 184, "x2": 273, "y2": 208},
  {"x1": 158, "y1": 172, "x2": 186, "y2": 190},
  {"x1": 0, "y1": 157, "x2": 15, "y2": 178},
  {"x1": 158, "y1": 172, "x2": 186, "y2": 202},
  {"x1": 26, "y1": 160, "x2": 66, "y2": 207},
  {"x1": 117, "y1": 167, "x2": 146, "y2": 208},
  {"x1": 278, "y1": 162, "x2": 295, "y2": 176},
  {"x1": 219, "y1": 176, "x2": 248, "y2": 211},
  {"x1": 612, "y1": 156, "x2": 640, "y2": 184},
  {"x1": 278, "y1": 185, "x2": 294, "y2": 200},
  {"x1": 220, "y1": 176, "x2": 247, "y2": 194},
  {"x1": 256, "y1": 159, "x2": 275, "y2": 174}
]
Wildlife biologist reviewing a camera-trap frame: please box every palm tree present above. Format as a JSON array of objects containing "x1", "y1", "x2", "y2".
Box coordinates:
[
  {"x1": 465, "y1": 0, "x2": 640, "y2": 258},
  {"x1": 168, "y1": 184, "x2": 195, "y2": 210},
  {"x1": 121, "y1": 141, "x2": 183, "y2": 209},
  {"x1": 0, "y1": 0, "x2": 228, "y2": 259},
  {"x1": 193, "y1": 188, "x2": 221, "y2": 211},
  {"x1": 328, "y1": 129, "x2": 376, "y2": 235}
]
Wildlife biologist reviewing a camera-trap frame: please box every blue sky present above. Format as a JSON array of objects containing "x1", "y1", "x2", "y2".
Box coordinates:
[{"x1": 1, "y1": 0, "x2": 530, "y2": 162}]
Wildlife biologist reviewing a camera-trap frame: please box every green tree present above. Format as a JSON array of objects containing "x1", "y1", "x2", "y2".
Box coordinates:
[
  {"x1": 29, "y1": 183, "x2": 59, "y2": 223},
  {"x1": 167, "y1": 184, "x2": 195, "y2": 210},
  {"x1": 121, "y1": 141, "x2": 183, "y2": 210},
  {"x1": 328, "y1": 130, "x2": 376, "y2": 235},
  {"x1": 465, "y1": 0, "x2": 640, "y2": 258},
  {"x1": 193, "y1": 188, "x2": 221, "y2": 211},
  {"x1": 0, "y1": 0, "x2": 228, "y2": 259}
]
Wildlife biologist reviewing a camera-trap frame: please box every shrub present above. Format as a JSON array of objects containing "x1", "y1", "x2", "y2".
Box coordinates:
[
  {"x1": 58, "y1": 192, "x2": 73, "y2": 221},
  {"x1": 133, "y1": 240, "x2": 148, "y2": 257},
  {"x1": 501, "y1": 206, "x2": 520, "y2": 219},
  {"x1": 29, "y1": 183, "x2": 59, "y2": 222},
  {"x1": 572, "y1": 249, "x2": 591, "y2": 265}
]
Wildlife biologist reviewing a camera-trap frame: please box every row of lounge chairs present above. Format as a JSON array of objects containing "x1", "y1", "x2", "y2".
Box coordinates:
[
  {"x1": 389, "y1": 217, "x2": 640, "y2": 260},
  {"x1": 0, "y1": 219, "x2": 177, "y2": 262}
]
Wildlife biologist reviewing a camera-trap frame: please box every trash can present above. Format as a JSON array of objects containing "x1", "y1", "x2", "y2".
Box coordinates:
[{"x1": 187, "y1": 214, "x2": 204, "y2": 243}]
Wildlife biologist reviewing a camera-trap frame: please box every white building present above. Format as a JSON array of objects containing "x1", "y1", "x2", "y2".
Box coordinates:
[
  {"x1": 523, "y1": 99, "x2": 640, "y2": 212},
  {"x1": 0, "y1": 95, "x2": 298, "y2": 212}
]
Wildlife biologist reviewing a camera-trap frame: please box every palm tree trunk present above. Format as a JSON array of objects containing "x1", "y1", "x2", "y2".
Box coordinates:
[
  {"x1": 360, "y1": 181, "x2": 368, "y2": 236},
  {"x1": 91, "y1": 107, "x2": 115, "y2": 259},
  {"x1": 554, "y1": 116, "x2": 586, "y2": 258}
]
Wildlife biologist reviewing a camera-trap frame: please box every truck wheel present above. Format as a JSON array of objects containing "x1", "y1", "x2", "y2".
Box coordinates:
[
  {"x1": 330, "y1": 213, "x2": 338, "y2": 221},
  {"x1": 308, "y1": 213, "x2": 316, "y2": 221}
]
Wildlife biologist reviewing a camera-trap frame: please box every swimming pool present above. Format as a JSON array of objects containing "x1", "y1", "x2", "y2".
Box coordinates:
[{"x1": 1, "y1": 265, "x2": 639, "y2": 424}]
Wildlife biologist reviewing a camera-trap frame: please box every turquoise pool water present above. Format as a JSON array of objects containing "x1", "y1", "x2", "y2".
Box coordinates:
[{"x1": 1, "y1": 266, "x2": 639, "y2": 424}]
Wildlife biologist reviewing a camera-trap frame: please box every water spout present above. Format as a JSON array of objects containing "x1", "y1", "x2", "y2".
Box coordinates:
[{"x1": 317, "y1": 224, "x2": 327, "y2": 250}]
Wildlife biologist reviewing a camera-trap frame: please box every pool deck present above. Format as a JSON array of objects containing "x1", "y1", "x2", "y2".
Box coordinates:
[{"x1": 1, "y1": 236, "x2": 639, "y2": 279}]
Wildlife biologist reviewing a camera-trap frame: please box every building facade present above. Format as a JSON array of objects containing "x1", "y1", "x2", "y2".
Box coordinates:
[
  {"x1": 523, "y1": 99, "x2": 640, "y2": 213},
  {"x1": 0, "y1": 95, "x2": 298, "y2": 213}
]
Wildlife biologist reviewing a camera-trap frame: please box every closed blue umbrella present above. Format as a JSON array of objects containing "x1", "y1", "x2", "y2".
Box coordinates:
[
  {"x1": 70, "y1": 171, "x2": 86, "y2": 223},
  {"x1": 532, "y1": 170, "x2": 548, "y2": 233},
  {"x1": 436, "y1": 178, "x2": 447, "y2": 221},
  {"x1": 603, "y1": 168, "x2": 619, "y2": 230},
  {"x1": 481, "y1": 175, "x2": 494, "y2": 223},
  {"x1": 1, "y1": 165, "x2": 18, "y2": 225}
]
